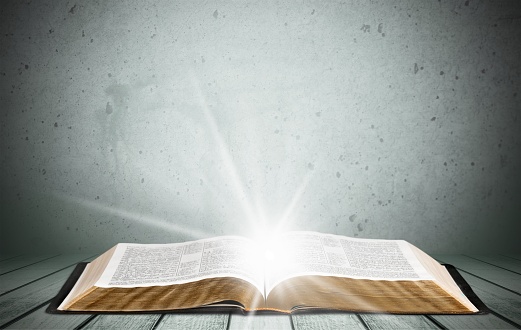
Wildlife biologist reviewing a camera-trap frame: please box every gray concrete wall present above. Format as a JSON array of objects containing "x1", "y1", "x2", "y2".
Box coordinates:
[{"x1": 1, "y1": 0, "x2": 520, "y2": 254}]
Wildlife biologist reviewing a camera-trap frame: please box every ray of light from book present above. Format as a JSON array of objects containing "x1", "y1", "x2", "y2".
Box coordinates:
[
  {"x1": 190, "y1": 73, "x2": 258, "y2": 226},
  {"x1": 52, "y1": 192, "x2": 210, "y2": 239},
  {"x1": 252, "y1": 172, "x2": 313, "y2": 263},
  {"x1": 276, "y1": 172, "x2": 312, "y2": 232},
  {"x1": 190, "y1": 72, "x2": 314, "y2": 243}
]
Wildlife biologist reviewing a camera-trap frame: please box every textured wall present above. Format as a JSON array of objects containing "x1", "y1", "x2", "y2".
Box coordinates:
[{"x1": 1, "y1": 0, "x2": 520, "y2": 254}]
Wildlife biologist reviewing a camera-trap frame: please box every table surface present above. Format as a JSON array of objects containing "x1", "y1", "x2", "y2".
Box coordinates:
[{"x1": 0, "y1": 253, "x2": 520, "y2": 329}]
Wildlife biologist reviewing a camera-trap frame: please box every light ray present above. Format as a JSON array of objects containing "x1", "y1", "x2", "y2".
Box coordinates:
[
  {"x1": 188, "y1": 72, "x2": 316, "y2": 243},
  {"x1": 274, "y1": 172, "x2": 313, "y2": 233},
  {"x1": 189, "y1": 73, "x2": 258, "y2": 226},
  {"x1": 52, "y1": 192, "x2": 210, "y2": 239}
]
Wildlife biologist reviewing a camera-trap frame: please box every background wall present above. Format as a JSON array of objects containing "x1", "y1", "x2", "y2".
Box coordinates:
[{"x1": 1, "y1": 0, "x2": 520, "y2": 254}]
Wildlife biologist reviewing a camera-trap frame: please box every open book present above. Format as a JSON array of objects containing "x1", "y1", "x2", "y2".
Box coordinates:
[{"x1": 50, "y1": 231, "x2": 485, "y2": 314}]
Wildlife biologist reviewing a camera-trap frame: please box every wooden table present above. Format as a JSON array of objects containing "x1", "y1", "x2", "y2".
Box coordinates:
[{"x1": 1, "y1": 253, "x2": 520, "y2": 329}]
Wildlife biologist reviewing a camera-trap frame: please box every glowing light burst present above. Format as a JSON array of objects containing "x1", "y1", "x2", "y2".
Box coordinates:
[
  {"x1": 253, "y1": 229, "x2": 293, "y2": 288},
  {"x1": 249, "y1": 172, "x2": 313, "y2": 286},
  {"x1": 188, "y1": 74, "x2": 319, "y2": 316}
]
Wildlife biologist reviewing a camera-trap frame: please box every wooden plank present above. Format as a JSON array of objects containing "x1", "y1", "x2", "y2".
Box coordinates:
[
  {"x1": 501, "y1": 254, "x2": 521, "y2": 261},
  {"x1": 0, "y1": 255, "x2": 22, "y2": 263},
  {"x1": 292, "y1": 313, "x2": 367, "y2": 330},
  {"x1": 154, "y1": 313, "x2": 229, "y2": 329},
  {"x1": 4, "y1": 304, "x2": 93, "y2": 329},
  {"x1": 466, "y1": 254, "x2": 521, "y2": 273},
  {"x1": 0, "y1": 254, "x2": 60, "y2": 275},
  {"x1": 440, "y1": 268, "x2": 521, "y2": 325},
  {"x1": 359, "y1": 314, "x2": 438, "y2": 329},
  {"x1": 80, "y1": 314, "x2": 161, "y2": 329},
  {"x1": 0, "y1": 263, "x2": 84, "y2": 327},
  {"x1": 0, "y1": 254, "x2": 92, "y2": 295},
  {"x1": 228, "y1": 314, "x2": 293, "y2": 329},
  {"x1": 0, "y1": 255, "x2": 97, "y2": 329},
  {"x1": 0, "y1": 267, "x2": 72, "y2": 326},
  {"x1": 435, "y1": 255, "x2": 521, "y2": 294},
  {"x1": 462, "y1": 274, "x2": 521, "y2": 325},
  {"x1": 429, "y1": 314, "x2": 517, "y2": 329}
]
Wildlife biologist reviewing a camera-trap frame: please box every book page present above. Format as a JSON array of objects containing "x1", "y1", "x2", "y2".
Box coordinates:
[
  {"x1": 265, "y1": 231, "x2": 434, "y2": 295},
  {"x1": 95, "y1": 236, "x2": 265, "y2": 295}
]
